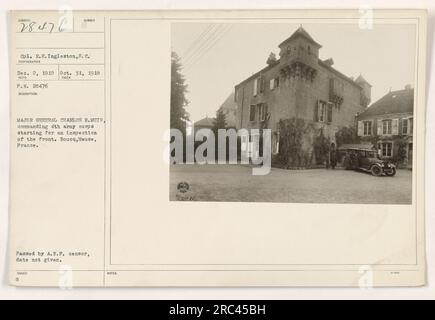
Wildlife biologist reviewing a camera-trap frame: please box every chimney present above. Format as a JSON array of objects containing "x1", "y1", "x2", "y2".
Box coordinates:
[
  {"x1": 323, "y1": 58, "x2": 334, "y2": 67},
  {"x1": 405, "y1": 84, "x2": 412, "y2": 90}
]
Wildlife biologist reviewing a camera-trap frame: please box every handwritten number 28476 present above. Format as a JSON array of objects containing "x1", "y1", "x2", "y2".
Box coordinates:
[{"x1": 19, "y1": 19, "x2": 69, "y2": 33}]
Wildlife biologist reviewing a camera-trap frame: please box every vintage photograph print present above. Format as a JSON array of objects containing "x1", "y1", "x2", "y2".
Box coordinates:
[{"x1": 170, "y1": 22, "x2": 416, "y2": 204}]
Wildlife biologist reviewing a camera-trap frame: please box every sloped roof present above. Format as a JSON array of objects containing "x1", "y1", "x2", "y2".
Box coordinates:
[
  {"x1": 279, "y1": 26, "x2": 322, "y2": 48},
  {"x1": 358, "y1": 88, "x2": 414, "y2": 119},
  {"x1": 235, "y1": 61, "x2": 278, "y2": 89},
  {"x1": 219, "y1": 92, "x2": 237, "y2": 111},
  {"x1": 235, "y1": 26, "x2": 359, "y2": 90},
  {"x1": 318, "y1": 59, "x2": 362, "y2": 89},
  {"x1": 194, "y1": 116, "x2": 215, "y2": 127}
]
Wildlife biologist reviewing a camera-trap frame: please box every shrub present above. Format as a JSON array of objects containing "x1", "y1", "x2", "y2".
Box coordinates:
[
  {"x1": 313, "y1": 129, "x2": 331, "y2": 165},
  {"x1": 393, "y1": 139, "x2": 408, "y2": 165},
  {"x1": 335, "y1": 125, "x2": 359, "y2": 147}
]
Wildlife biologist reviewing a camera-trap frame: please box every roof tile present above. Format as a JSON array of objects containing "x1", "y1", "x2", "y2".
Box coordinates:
[{"x1": 358, "y1": 88, "x2": 414, "y2": 119}]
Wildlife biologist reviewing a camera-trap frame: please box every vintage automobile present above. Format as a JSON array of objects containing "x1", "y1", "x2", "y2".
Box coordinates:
[{"x1": 338, "y1": 144, "x2": 396, "y2": 177}]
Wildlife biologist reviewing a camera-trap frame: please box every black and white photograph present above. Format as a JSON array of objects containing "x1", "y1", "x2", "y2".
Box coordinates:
[
  {"x1": 1, "y1": 5, "x2": 430, "y2": 292},
  {"x1": 170, "y1": 22, "x2": 416, "y2": 204}
]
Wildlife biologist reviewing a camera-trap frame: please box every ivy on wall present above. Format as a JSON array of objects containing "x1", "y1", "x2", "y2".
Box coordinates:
[
  {"x1": 394, "y1": 139, "x2": 408, "y2": 165},
  {"x1": 313, "y1": 129, "x2": 331, "y2": 165},
  {"x1": 275, "y1": 118, "x2": 331, "y2": 168},
  {"x1": 335, "y1": 125, "x2": 360, "y2": 147}
]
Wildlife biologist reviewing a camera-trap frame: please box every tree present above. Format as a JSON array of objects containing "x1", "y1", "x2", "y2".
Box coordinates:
[
  {"x1": 266, "y1": 52, "x2": 277, "y2": 66},
  {"x1": 313, "y1": 129, "x2": 331, "y2": 165},
  {"x1": 213, "y1": 108, "x2": 227, "y2": 133},
  {"x1": 335, "y1": 125, "x2": 359, "y2": 147},
  {"x1": 394, "y1": 139, "x2": 408, "y2": 164},
  {"x1": 170, "y1": 52, "x2": 189, "y2": 133}
]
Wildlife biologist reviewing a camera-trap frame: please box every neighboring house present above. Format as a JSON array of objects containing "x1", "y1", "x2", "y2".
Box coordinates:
[
  {"x1": 193, "y1": 116, "x2": 215, "y2": 132},
  {"x1": 234, "y1": 26, "x2": 371, "y2": 164},
  {"x1": 217, "y1": 92, "x2": 237, "y2": 128},
  {"x1": 357, "y1": 86, "x2": 414, "y2": 167}
]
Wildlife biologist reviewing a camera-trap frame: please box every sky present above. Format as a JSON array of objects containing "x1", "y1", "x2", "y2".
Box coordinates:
[{"x1": 171, "y1": 22, "x2": 416, "y2": 123}]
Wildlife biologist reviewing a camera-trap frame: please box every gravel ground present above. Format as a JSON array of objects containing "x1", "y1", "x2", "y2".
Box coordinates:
[{"x1": 170, "y1": 164, "x2": 412, "y2": 204}]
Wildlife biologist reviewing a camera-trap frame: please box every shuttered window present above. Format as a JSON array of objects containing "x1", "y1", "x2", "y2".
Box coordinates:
[
  {"x1": 254, "y1": 76, "x2": 266, "y2": 95},
  {"x1": 363, "y1": 121, "x2": 372, "y2": 136},
  {"x1": 249, "y1": 105, "x2": 256, "y2": 121},
  {"x1": 259, "y1": 103, "x2": 268, "y2": 121},
  {"x1": 317, "y1": 101, "x2": 327, "y2": 122},
  {"x1": 259, "y1": 77, "x2": 265, "y2": 93},
  {"x1": 270, "y1": 77, "x2": 279, "y2": 90},
  {"x1": 382, "y1": 119, "x2": 392, "y2": 135}
]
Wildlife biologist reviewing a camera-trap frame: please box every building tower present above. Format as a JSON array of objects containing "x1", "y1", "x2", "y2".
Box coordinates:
[
  {"x1": 355, "y1": 74, "x2": 372, "y2": 107},
  {"x1": 277, "y1": 25, "x2": 322, "y2": 82}
]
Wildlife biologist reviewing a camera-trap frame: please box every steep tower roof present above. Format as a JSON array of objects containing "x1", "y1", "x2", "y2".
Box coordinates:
[
  {"x1": 279, "y1": 25, "x2": 322, "y2": 48},
  {"x1": 355, "y1": 74, "x2": 372, "y2": 87}
]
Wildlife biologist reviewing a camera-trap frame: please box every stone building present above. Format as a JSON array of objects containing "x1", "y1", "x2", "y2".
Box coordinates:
[
  {"x1": 234, "y1": 26, "x2": 371, "y2": 166},
  {"x1": 357, "y1": 86, "x2": 414, "y2": 168}
]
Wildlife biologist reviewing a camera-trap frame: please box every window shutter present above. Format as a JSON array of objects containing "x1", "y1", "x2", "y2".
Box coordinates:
[
  {"x1": 314, "y1": 101, "x2": 319, "y2": 121},
  {"x1": 357, "y1": 121, "x2": 363, "y2": 136},
  {"x1": 249, "y1": 105, "x2": 256, "y2": 121},
  {"x1": 253, "y1": 79, "x2": 258, "y2": 96},
  {"x1": 327, "y1": 104, "x2": 333, "y2": 123},
  {"x1": 392, "y1": 119, "x2": 399, "y2": 135},
  {"x1": 377, "y1": 121, "x2": 382, "y2": 136}
]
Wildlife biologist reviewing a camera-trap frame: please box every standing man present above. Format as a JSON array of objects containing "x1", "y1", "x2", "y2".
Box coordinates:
[{"x1": 330, "y1": 143, "x2": 337, "y2": 169}]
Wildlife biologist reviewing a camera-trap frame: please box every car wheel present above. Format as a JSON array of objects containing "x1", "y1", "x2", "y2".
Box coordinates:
[
  {"x1": 385, "y1": 167, "x2": 396, "y2": 177},
  {"x1": 370, "y1": 165, "x2": 383, "y2": 176}
]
